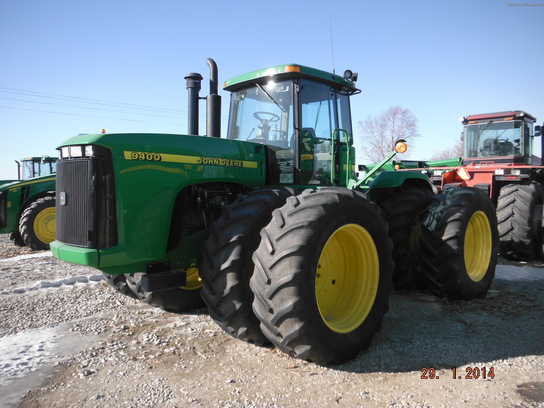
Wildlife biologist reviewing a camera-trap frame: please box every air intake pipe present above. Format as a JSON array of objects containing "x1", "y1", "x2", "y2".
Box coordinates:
[{"x1": 184, "y1": 72, "x2": 203, "y2": 136}]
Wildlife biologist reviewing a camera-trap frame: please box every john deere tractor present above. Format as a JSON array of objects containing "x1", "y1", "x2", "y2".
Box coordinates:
[
  {"x1": 51, "y1": 59, "x2": 497, "y2": 363},
  {"x1": 0, "y1": 156, "x2": 57, "y2": 249}
]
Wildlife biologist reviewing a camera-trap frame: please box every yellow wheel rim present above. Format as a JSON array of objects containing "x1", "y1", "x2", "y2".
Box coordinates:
[
  {"x1": 33, "y1": 207, "x2": 56, "y2": 244},
  {"x1": 182, "y1": 266, "x2": 203, "y2": 290},
  {"x1": 315, "y1": 224, "x2": 379, "y2": 333},
  {"x1": 464, "y1": 211, "x2": 492, "y2": 282}
]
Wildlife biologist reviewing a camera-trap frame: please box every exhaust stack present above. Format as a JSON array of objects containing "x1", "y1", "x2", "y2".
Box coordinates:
[
  {"x1": 206, "y1": 58, "x2": 221, "y2": 138},
  {"x1": 184, "y1": 59, "x2": 221, "y2": 137}
]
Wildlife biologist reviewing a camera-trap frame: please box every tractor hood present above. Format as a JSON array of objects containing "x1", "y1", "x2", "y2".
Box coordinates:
[
  {"x1": 0, "y1": 174, "x2": 56, "y2": 191},
  {"x1": 57, "y1": 132, "x2": 266, "y2": 173}
]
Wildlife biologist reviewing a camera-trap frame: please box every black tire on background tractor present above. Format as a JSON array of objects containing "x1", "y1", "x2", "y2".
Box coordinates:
[
  {"x1": 102, "y1": 273, "x2": 138, "y2": 299},
  {"x1": 200, "y1": 188, "x2": 295, "y2": 346},
  {"x1": 10, "y1": 230, "x2": 25, "y2": 247},
  {"x1": 374, "y1": 182, "x2": 434, "y2": 289},
  {"x1": 418, "y1": 187, "x2": 498, "y2": 300},
  {"x1": 19, "y1": 196, "x2": 56, "y2": 250},
  {"x1": 496, "y1": 182, "x2": 543, "y2": 261},
  {"x1": 250, "y1": 188, "x2": 394, "y2": 364},
  {"x1": 126, "y1": 269, "x2": 205, "y2": 313}
]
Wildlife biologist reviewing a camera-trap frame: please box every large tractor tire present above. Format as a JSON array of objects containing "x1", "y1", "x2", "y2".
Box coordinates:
[
  {"x1": 200, "y1": 188, "x2": 295, "y2": 346},
  {"x1": 19, "y1": 196, "x2": 56, "y2": 250},
  {"x1": 496, "y1": 182, "x2": 543, "y2": 261},
  {"x1": 250, "y1": 188, "x2": 394, "y2": 364},
  {"x1": 126, "y1": 267, "x2": 205, "y2": 313},
  {"x1": 374, "y1": 182, "x2": 434, "y2": 289},
  {"x1": 102, "y1": 273, "x2": 138, "y2": 299},
  {"x1": 418, "y1": 187, "x2": 498, "y2": 300},
  {"x1": 10, "y1": 230, "x2": 25, "y2": 247}
]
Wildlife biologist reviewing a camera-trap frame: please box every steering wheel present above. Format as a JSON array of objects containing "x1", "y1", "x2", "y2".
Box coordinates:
[{"x1": 253, "y1": 111, "x2": 280, "y2": 126}]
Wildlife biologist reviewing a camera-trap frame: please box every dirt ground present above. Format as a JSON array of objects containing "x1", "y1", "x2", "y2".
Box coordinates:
[{"x1": 0, "y1": 234, "x2": 543, "y2": 408}]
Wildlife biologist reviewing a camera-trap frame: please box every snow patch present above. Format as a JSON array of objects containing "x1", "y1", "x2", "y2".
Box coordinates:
[
  {"x1": 0, "y1": 323, "x2": 103, "y2": 407},
  {"x1": 0, "y1": 252, "x2": 53, "y2": 262},
  {"x1": 0, "y1": 327, "x2": 59, "y2": 386},
  {"x1": 1, "y1": 274, "x2": 104, "y2": 295}
]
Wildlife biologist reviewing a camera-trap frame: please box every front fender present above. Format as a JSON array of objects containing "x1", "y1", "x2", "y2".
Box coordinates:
[{"x1": 370, "y1": 170, "x2": 433, "y2": 190}]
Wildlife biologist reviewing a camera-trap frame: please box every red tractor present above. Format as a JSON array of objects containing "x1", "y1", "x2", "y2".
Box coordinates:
[{"x1": 435, "y1": 111, "x2": 544, "y2": 260}]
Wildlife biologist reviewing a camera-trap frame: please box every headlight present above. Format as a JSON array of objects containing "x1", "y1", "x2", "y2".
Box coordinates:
[
  {"x1": 60, "y1": 145, "x2": 95, "y2": 159},
  {"x1": 512, "y1": 169, "x2": 521, "y2": 175},
  {"x1": 495, "y1": 169, "x2": 505, "y2": 175},
  {"x1": 69, "y1": 146, "x2": 83, "y2": 158},
  {"x1": 84, "y1": 145, "x2": 94, "y2": 157}
]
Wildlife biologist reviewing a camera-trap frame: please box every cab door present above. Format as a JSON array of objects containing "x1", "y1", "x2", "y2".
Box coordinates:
[{"x1": 297, "y1": 79, "x2": 354, "y2": 186}]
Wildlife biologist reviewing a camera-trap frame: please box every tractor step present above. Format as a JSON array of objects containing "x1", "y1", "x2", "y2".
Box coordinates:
[{"x1": 141, "y1": 270, "x2": 187, "y2": 292}]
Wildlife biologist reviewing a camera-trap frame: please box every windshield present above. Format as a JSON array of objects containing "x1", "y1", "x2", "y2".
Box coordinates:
[
  {"x1": 22, "y1": 159, "x2": 56, "y2": 179},
  {"x1": 22, "y1": 160, "x2": 38, "y2": 179},
  {"x1": 228, "y1": 80, "x2": 294, "y2": 149},
  {"x1": 464, "y1": 120, "x2": 528, "y2": 159}
]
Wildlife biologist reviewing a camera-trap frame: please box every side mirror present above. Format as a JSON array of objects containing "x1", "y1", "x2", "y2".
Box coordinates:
[{"x1": 535, "y1": 125, "x2": 542, "y2": 137}]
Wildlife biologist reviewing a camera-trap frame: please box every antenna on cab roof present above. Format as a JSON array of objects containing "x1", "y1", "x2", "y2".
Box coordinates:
[{"x1": 329, "y1": 15, "x2": 336, "y2": 75}]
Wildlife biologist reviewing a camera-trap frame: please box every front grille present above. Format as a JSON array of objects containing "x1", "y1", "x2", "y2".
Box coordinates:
[{"x1": 56, "y1": 148, "x2": 117, "y2": 248}]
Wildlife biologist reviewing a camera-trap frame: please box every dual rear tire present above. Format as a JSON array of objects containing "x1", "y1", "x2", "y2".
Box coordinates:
[
  {"x1": 373, "y1": 182, "x2": 434, "y2": 289},
  {"x1": 497, "y1": 182, "x2": 543, "y2": 261},
  {"x1": 417, "y1": 187, "x2": 498, "y2": 300},
  {"x1": 202, "y1": 187, "x2": 394, "y2": 363},
  {"x1": 201, "y1": 186, "x2": 498, "y2": 363}
]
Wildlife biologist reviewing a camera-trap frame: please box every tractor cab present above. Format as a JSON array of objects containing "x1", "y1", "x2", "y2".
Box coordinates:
[
  {"x1": 462, "y1": 111, "x2": 538, "y2": 166},
  {"x1": 18, "y1": 156, "x2": 58, "y2": 179},
  {"x1": 224, "y1": 65, "x2": 359, "y2": 187}
]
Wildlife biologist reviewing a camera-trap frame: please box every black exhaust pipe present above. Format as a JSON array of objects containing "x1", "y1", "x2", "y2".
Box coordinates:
[
  {"x1": 184, "y1": 72, "x2": 203, "y2": 136},
  {"x1": 206, "y1": 58, "x2": 221, "y2": 138}
]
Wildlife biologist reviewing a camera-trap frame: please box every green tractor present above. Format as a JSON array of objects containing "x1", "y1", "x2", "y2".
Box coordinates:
[
  {"x1": 359, "y1": 157, "x2": 463, "y2": 185},
  {"x1": 51, "y1": 59, "x2": 497, "y2": 363},
  {"x1": 0, "y1": 156, "x2": 57, "y2": 249}
]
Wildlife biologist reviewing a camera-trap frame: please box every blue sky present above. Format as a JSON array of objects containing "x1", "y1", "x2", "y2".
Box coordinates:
[{"x1": 1, "y1": 0, "x2": 542, "y2": 179}]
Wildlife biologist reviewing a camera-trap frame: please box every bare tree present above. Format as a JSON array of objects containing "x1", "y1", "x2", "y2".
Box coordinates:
[
  {"x1": 358, "y1": 106, "x2": 419, "y2": 163},
  {"x1": 430, "y1": 135, "x2": 464, "y2": 161}
]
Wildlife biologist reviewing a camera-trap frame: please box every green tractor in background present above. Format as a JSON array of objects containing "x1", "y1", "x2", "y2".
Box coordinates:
[
  {"x1": 359, "y1": 157, "x2": 462, "y2": 185},
  {"x1": 0, "y1": 156, "x2": 57, "y2": 249},
  {"x1": 51, "y1": 59, "x2": 497, "y2": 363}
]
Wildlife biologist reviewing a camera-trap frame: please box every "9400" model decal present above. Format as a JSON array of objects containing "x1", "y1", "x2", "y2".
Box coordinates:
[{"x1": 124, "y1": 151, "x2": 258, "y2": 168}]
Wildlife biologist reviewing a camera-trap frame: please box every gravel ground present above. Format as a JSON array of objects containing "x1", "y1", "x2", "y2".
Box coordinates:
[{"x1": 0, "y1": 233, "x2": 543, "y2": 408}]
